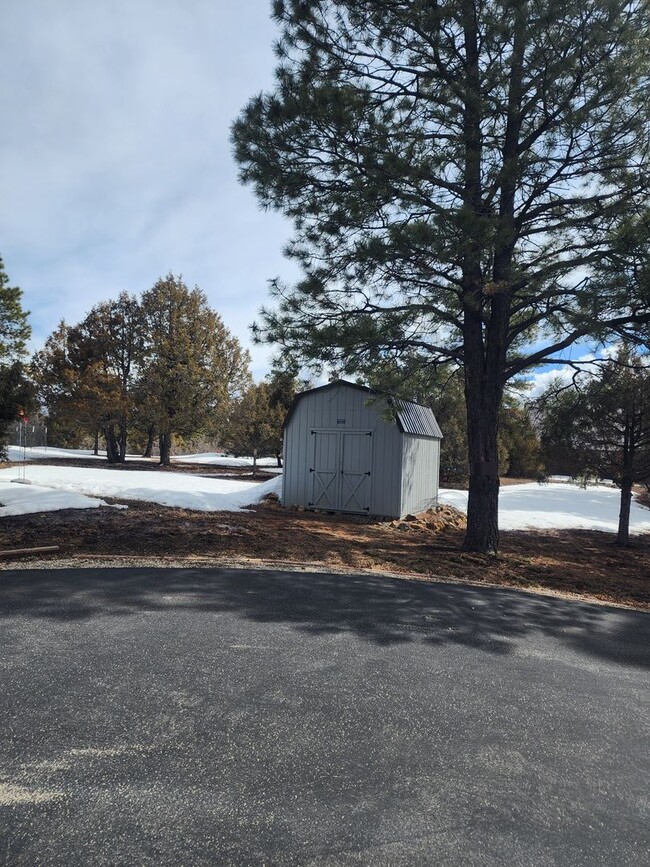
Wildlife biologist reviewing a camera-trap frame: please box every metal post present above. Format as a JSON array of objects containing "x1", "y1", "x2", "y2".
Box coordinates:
[{"x1": 11, "y1": 417, "x2": 31, "y2": 485}]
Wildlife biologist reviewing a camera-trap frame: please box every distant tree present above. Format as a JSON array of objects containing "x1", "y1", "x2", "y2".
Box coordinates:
[
  {"x1": 31, "y1": 322, "x2": 85, "y2": 448},
  {"x1": 140, "y1": 274, "x2": 252, "y2": 465},
  {"x1": 222, "y1": 382, "x2": 286, "y2": 476},
  {"x1": 499, "y1": 398, "x2": 544, "y2": 479},
  {"x1": 233, "y1": 0, "x2": 650, "y2": 552},
  {"x1": 0, "y1": 256, "x2": 30, "y2": 360},
  {"x1": 539, "y1": 348, "x2": 650, "y2": 546},
  {"x1": 0, "y1": 256, "x2": 32, "y2": 459},
  {"x1": 265, "y1": 366, "x2": 302, "y2": 466},
  {"x1": 0, "y1": 363, "x2": 37, "y2": 460},
  {"x1": 32, "y1": 318, "x2": 131, "y2": 462},
  {"x1": 131, "y1": 392, "x2": 158, "y2": 458},
  {"x1": 70, "y1": 294, "x2": 144, "y2": 462},
  {"x1": 33, "y1": 281, "x2": 250, "y2": 464}
]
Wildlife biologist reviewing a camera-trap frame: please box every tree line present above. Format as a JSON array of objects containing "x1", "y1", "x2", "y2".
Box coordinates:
[
  {"x1": 0, "y1": 267, "x2": 300, "y2": 467},
  {"x1": 32, "y1": 274, "x2": 252, "y2": 465},
  {"x1": 0, "y1": 252, "x2": 546, "y2": 480}
]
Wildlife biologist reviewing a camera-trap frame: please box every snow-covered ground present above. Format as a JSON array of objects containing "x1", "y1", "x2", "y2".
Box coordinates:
[
  {"x1": 5, "y1": 446, "x2": 106, "y2": 462},
  {"x1": 0, "y1": 465, "x2": 282, "y2": 517},
  {"x1": 174, "y1": 452, "x2": 280, "y2": 469},
  {"x1": 5, "y1": 446, "x2": 282, "y2": 471},
  {"x1": 439, "y1": 483, "x2": 650, "y2": 534},
  {"x1": 0, "y1": 482, "x2": 111, "y2": 516},
  {"x1": 1, "y1": 450, "x2": 648, "y2": 534}
]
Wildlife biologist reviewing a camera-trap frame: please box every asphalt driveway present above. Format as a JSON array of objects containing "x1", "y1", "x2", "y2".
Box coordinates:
[{"x1": 0, "y1": 567, "x2": 648, "y2": 865}]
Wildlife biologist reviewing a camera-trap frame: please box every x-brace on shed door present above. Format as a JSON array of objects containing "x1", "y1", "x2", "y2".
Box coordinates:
[
  {"x1": 309, "y1": 429, "x2": 372, "y2": 513},
  {"x1": 309, "y1": 431, "x2": 339, "y2": 509}
]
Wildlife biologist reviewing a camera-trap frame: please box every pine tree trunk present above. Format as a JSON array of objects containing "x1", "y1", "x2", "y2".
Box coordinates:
[
  {"x1": 463, "y1": 402, "x2": 501, "y2": 554},
  {"x1": 159, "y1": 432, "x2": 172, "y2": 466},
  {"x1": 461, "y1": 308, "x2": 504, "y2": 554},
  {"x1": 464, "y1": 472, "x2": 500, "y2": 553},
  {"x1": 118, "y1": 416, "x2": 127, "y2": 463},
  {"x1": 458, "y1": 1, "x2": 519, "y2": 554},
  {"x1": 105, "y1": 425, "x2": 119, "y2": 464},
  {"x1": 142, "y1": 425, "x2": 155, "y2": 458},
  {"x1": 458, "y1": 10, "x2": 502, "y2": 555},
  {"x1": 616, "y1": 413, "x2": 635, "y2": 547},
  {"x1": 93, "y1": 430, "x2": 100, "y2": 456},
  {"x1": 616, "y1": 477, "x2": 633, "y2": 547},
  {"x1": 252, "y1": 447, "x2": 258, "y2": 479}
]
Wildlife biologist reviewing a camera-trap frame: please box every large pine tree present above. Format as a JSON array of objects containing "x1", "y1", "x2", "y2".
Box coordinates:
[{"x1": 233, "y1": 0, "x2": 650, "y2": 552}]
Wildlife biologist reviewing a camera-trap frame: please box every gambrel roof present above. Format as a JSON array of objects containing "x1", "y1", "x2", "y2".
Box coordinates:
[{"x1": 283, "y1": 379, "x2": 443, "y2": 439}]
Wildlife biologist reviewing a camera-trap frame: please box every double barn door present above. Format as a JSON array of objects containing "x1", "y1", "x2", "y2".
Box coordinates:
[{"x1": 309, "y1": 429, "x2": 373, "y2": 513}]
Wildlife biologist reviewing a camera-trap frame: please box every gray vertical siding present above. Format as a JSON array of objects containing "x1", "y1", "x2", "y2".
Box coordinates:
[
  {"x1": 400, "y1": 435, "x2": 440, "y2": 515},
  {"x1": 283, "y1": 382, "x2": 439, "y2": 518}
]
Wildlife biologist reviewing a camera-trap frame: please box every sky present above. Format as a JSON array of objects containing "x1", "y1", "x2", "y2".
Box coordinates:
[{"x1": 0, "y1": 0, "x2": 298, "y2": 378}]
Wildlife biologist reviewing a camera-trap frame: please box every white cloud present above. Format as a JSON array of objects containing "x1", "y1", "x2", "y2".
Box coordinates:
[{"x1": 521, "y1": 344, "x2": 623, "y2": 398}]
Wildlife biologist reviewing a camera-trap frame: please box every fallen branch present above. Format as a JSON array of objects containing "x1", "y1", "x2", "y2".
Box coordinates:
[{"x1": 0, "y1": 546, "x2": 60, "y2": 558}]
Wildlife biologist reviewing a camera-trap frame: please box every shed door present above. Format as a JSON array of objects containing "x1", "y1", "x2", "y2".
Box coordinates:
[
  {"x1": 310, "y1": 431, "x2": 339, "y2": 509},
  {"x1": 309, "y1": 429, "x2": 372, "y2": 513},
  {"x1": 340, "y1": 432, "x2": 372, "y2": 513}
]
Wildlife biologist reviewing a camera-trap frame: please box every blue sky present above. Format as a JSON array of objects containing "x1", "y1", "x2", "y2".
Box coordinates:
[{"x1": 0, "y1": 0, "x2": 298, "y2": 378}]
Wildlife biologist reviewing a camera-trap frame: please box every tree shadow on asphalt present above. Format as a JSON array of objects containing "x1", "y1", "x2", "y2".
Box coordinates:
[{"x1": 0, "y1": 567, "x2": 648, "y2": 668}]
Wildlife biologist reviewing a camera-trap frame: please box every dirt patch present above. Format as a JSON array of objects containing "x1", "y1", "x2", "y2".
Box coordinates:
[{"x1": 1, "y1": 490, "x2": 648, "y2": 610}]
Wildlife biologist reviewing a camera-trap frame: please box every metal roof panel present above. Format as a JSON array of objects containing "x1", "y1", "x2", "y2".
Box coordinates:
[{"x1": 392, "y1": 399, "x2": 444, "y2": 439}]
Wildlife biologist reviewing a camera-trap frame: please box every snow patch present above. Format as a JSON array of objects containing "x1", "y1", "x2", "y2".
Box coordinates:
[
  {"x1": 0, "y1": 466, "x2": 282, "y2": 516},
  {"x1": 439, "y1": 483, "x2": 650, "y2": 535},
  {"x1": 0, "y1": 481, "x2": 109, "y2": 516}
]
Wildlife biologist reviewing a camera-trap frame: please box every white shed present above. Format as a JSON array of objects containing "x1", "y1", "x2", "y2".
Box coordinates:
[{"x1": 282, "y1": 380, "x2": 443, "y2": 518}]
